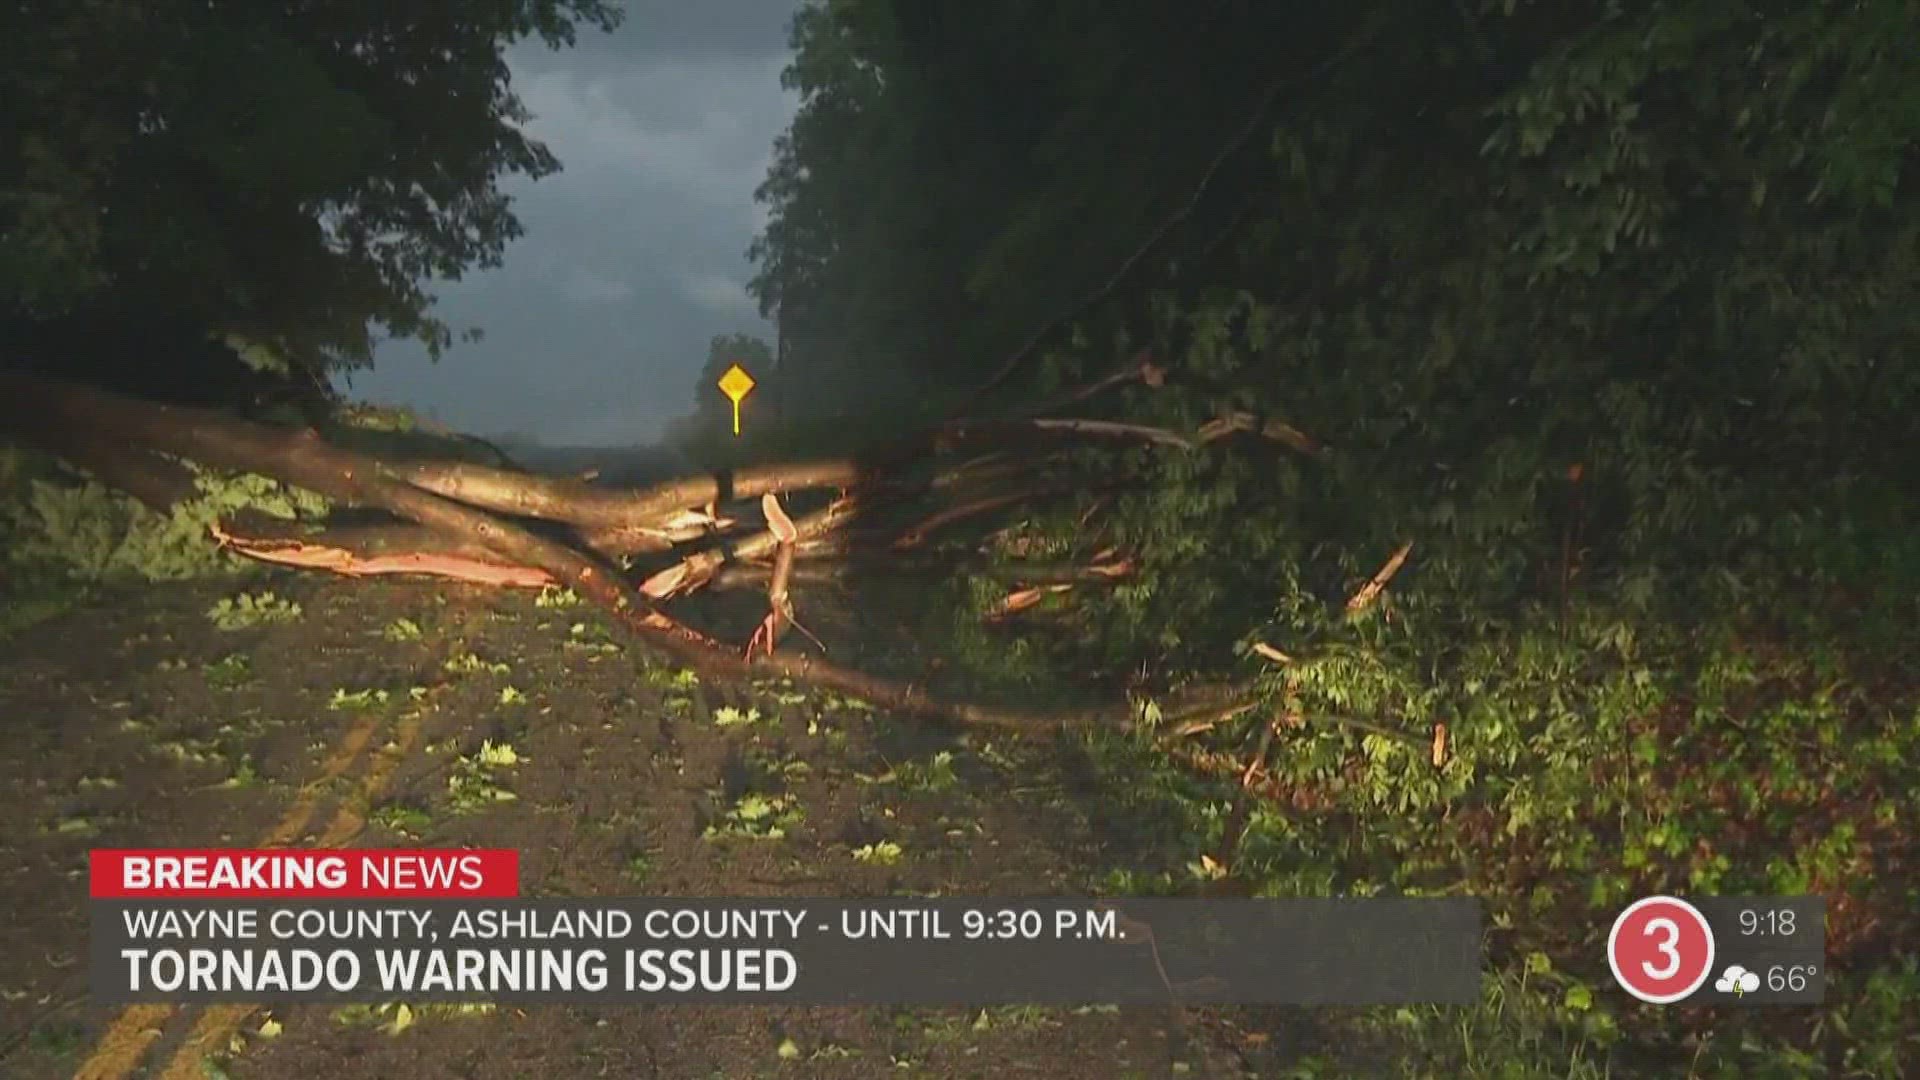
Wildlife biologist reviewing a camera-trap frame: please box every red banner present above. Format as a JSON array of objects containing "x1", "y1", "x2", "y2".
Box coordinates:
[{"x1": 89, "y1": 849, "x2": 519, "y2": 899}]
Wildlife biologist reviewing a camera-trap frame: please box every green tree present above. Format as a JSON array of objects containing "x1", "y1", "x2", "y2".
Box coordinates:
[
  {"x1": 0, "y1": 0, "x2": 622, "y2": 386},
  {"x1": 742, "y1": 10, "x2": 1920, "y2": 1071},
  {"x1": 751, "y1": 0, "x2": 1920, "y2": 631}
]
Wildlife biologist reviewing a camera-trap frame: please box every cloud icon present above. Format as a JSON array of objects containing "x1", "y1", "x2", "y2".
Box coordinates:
[{"x1": 1714, "y1": 965, "x2": 1761, "y2": 995}]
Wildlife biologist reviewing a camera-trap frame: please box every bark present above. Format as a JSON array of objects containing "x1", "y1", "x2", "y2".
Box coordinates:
[
  {"x1": 391, "y1": 457, "x2": 868, "y2": 527},
  {"x1": 60, "y1": 441, "x2": 200, "y2": 515},
  {"x1": 5, "y1": 398, "x2": 201, "y2": 513},
  {"x1": 572, "y1": 506, "x2": 737, "y2": 557},
  {"x1": 1196, "y1": 410, "x2": 1324, "y2": 454},
  {"x1": 0, "y1": 375, "x2": 723, "y2": 654},
  {"x1": 1345, "y1": 540, "x2": 1413, "y2": 616},
  {"x1": 0, "y1": 375, "x2": 1253, "y2": 741},
  {"x1": 640, "y1": 496, "x2": 860, "y2": 599},
  {"x1": 389, "y1": 419, "x2": 1172, "y2": 531},
  {"x1": 208, "y1": 522, "x2": 557, "y2": 589},
  {"x1": 747, "y1": 494, "x2": 800, "y2": 658}
]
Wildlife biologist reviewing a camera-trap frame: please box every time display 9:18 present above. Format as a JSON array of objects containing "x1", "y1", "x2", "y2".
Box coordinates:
[{"x1": 1739, "y1": 908, "x2": 1798, "y2": 937}]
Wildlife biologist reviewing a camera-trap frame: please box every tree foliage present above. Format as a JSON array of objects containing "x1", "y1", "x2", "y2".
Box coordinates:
[
  {"x1": 0, "y1": 0, "x2": 622, "y2": 383},
  {"x1": 750, "y1": 9, "x2": 1920, "y2": 1067},
  {"x1": 753, "y1": 0, "x2": 1920, "y2": 654}
]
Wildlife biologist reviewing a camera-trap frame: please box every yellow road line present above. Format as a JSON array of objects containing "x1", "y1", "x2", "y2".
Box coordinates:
[
  {"x1": 157, "y1": 711, "x2": 425, "y2": 1080},
  {"x1": 316, "y1": 710, "x2": 422, "y2": 848},
  {"x1": 69, "y1": 1004, "x2": 173, "y2": 1080},
  {"x1": 72, "y1": 714, "x2": 383, "y2": 1080},
  {"x1": 261, "y1": 716, "x2": 384, "y2": 847}
]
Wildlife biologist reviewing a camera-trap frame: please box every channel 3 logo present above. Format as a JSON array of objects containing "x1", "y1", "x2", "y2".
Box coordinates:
[{"x1": 1607, "y1": 896, "x2": 1715, "y2": 1004}]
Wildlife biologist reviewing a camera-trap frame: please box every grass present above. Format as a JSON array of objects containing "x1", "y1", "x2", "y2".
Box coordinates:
[
  {"x1": 852, "y1": 840, "x2": 905, "y2": 865},
  {"x1": 327, "y1": 686, "x2": 391, "y2": 710},
  {"x1": 858, "y1": 750, "x2": 959, "y2": 793},
  {"x1": 203, "y1": 652, "x2": 253, "y2": 687},
  {"x1": 1067, "y1": 576, "x2": 1917, "y2": 1077},
  {"x1": 446, "y1": 742, "x2": 522, "y2": 814},
  {"x1": 206, "y1": 591, "x2": 302, "y2": 630},
  {"x1": 703, "y1": 793, "x2": 805, "y2": 841},
  {"x1": 444, "y1": 651, "x2": 511, "y2": 677}
]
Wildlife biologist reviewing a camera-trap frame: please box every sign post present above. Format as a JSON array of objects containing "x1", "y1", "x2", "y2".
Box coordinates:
[{"x1": 717, "y1": 364, "x2": 756, "y2": 436}]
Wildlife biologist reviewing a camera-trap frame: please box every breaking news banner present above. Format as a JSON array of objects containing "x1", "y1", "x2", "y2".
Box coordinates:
[{"x1": 89, "y1": 849, "x2": 1484, "y2": 1006}]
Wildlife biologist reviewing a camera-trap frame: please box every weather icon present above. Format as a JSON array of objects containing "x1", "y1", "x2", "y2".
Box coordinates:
[{"x1": 1715, "y1": 965, "x2": 1761, "y2": 997}]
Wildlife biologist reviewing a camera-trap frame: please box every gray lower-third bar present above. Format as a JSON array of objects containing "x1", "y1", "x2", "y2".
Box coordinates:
[{"x1": 92, "y1": 897, "x2": 1482, "y2": 1006}]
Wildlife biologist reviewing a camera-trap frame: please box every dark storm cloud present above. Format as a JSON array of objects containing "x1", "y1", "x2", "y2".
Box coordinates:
[{"x1": 341, "y1": 1, "x2": 800, "y2": 446}]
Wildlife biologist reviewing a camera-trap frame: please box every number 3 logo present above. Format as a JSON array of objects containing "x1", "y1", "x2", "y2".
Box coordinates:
[
  {"x1": 1608, "y1": 896, "x2": 1715, "y2": 1004},
  {"x1": 1641, "y1": 916, "x2": 1682, "y2": 980}
]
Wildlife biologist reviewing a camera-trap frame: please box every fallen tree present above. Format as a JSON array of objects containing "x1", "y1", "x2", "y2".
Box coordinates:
[{"x1": 3, "y1": 371, "x2": 1337, "y2": 749}]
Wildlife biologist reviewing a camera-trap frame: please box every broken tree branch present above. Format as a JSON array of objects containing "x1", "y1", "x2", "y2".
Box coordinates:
[
  {"x1": 6, "y1": 379, "x2": 1123, "y2": 733},
  {"x1": 1249, "y1": 641, "x2": 1295, "y2": 665},
  {"x1": 640, "y1": 496, "x2": 860, "y2": 600},
  {"x1": 1345, "y1": 540, "x2": 1413, "y2": 616},
  {"x1": 574, "y1": 505, "x2": 738, "y2": 557},
  {"x1": 747, "y1": 493, "x2": 812, "y2": 659},
  {"x1": 986, "y1": 583, "x2": 1075, "y2": 621},
  {"x1": 0, "y1": 376, "x2": 1357, "y2": 752},
  {"x1": 1195, "y1": 411, "x2": 1324, "y2": 454},
  {"x1": 0, "y1": 375, "x2": 725, "y2": 656},
  {"x1": 1211, "y1": 716, "x2": 1279, "y2": 873},
  {"x1": 961, "y1": 558, "x2": 1137, "y2": 585},
  {"x1": 209, "y1": 522, "x2": 557, "y2": 589},
  {"x1": 892, "y1": 486, "x2": 1073, "y2": 550},
  {"x1": 388, "y1": 456, "x2": 866, "y2": 528},
  {"x1": 1024, "y1": 351, "x2": 1167, "y2": 416},
  {"x1": 395, "y1": 416, "x2": 1180, "y2": 533}
]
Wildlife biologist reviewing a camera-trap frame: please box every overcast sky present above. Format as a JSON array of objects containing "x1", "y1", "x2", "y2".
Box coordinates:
[{"x1": 337, "y1": 0, "x2": 802, "y2": 447}]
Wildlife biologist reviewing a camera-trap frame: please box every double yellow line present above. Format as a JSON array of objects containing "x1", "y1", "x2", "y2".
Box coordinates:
[{"x1": 75, "y1": 708, "x2": 425, "y2": 1080}]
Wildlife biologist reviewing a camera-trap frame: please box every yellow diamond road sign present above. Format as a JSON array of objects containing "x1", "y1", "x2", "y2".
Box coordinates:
[{"x1": 717, "y1": 364, "x2": 755, "y2": 435}]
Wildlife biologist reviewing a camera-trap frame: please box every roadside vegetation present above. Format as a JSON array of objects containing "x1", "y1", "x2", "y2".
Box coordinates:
[{"x1": 2, "y1": 0, "x2": 1915, "y2": 1076}]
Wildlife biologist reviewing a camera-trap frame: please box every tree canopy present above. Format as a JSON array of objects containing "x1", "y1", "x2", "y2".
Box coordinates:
[
  {"x1": 733, "y1": 20, "x2": 1919, "y2": 1066},
  {"x1": 750, "y1": 0, "x2": 1919, "y2": 656},
  {"x1": 0, "y1": 0, "x2": 621, "y2": 383}
]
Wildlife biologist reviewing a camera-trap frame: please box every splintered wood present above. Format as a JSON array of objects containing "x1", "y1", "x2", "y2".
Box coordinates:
[
  {"x1": 1345, "y1": 540, "x2": 1413, "y2": 616},
  {"x1": 208, "y1": 523, "x2": 556, "y2": 588},
  {"x1": 748, "y1": 494, "x2": 821, "y2": 659}
]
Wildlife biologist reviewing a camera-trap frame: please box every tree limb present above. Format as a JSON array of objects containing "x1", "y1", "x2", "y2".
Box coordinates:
[
  {"x1": 207, "y1": 522, "x2": 557, "y2": 589},
  {"x1": 1345, "y1": 540, "x2": 1413, "y2": 616},
  {"x1": 394, "y1": 419, "x2": 1178, "y2": 533},
  {"x1": 640, "y1": 496, "x2": 861, "y2": 600},
  {"x1": 0, "y1": 376, "x2": 1276, "y2": 744},
  {"x1": 1195, "y1": 411, "x2": 1325, "y2": 454},
  {"x1": 387, "y1": 457, "x2": 866, "y2": 528},
  {"x1": 0, "y1": 375, "x2": 723, "y2": 653}
]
